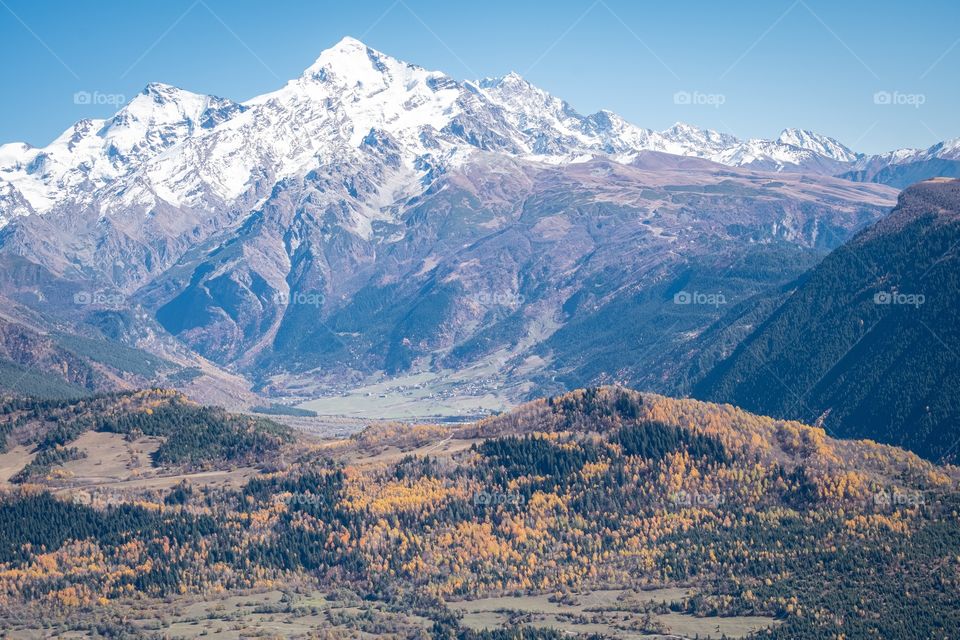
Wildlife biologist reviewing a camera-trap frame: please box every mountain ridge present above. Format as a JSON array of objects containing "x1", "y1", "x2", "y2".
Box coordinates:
[{"x1": 1, "y1": 36, "x2": 953, "y2": 232}]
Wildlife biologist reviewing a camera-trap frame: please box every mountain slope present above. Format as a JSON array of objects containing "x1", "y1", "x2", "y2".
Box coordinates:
[
  {"x1": 694, "y1": 178, "x2": 960, "y2": 461},
  {"x1": 134, "y1": 152, "x2": 894, "y2": 399}
]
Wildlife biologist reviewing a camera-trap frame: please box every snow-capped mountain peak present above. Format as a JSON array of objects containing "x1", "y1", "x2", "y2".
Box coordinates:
[
  {"x1": 659, "y1": 122, "x2": 739, "y2": 156},
  {"x1": 476, "y1": 71, "x2": 527, "y2": 90},
  {"x1": 0, "y1": 80, "x2": 250, "y2": 215},
  {"x1": 107, "y1": 83, "x2": 245, "y2": 155},
  {"x1": 776, "y1": 128, "x2": 859, "y2": 162},
  {"x1": 121, "y1": 82, "x2": 216, "y2": 122},
  {"x1": 2, "y1": 36, "x2": 956, "y2": 232},
  {"x1": 929, "y1": 137, "x2": 960, "y2": 160},
  {"x1": 300, "y1": 36, "x2": 420, "y2": 88},
  {"x1": 666, "y1": 121, "x2": 701, "y2": 134}
]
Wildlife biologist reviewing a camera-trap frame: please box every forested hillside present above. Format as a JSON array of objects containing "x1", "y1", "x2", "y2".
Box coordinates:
[
  {"x1": 0, "y1": 389, "x2": 292, "y2": 472},
  {"x1": 695, "y1": 179, "x2": 960, "y2": 462},
  {"x1": 0, "y1": 387, "x2": 956, "y2": 638}
]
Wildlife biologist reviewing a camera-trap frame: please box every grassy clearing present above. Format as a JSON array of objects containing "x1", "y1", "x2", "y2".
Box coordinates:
[
  {"x1": 298, "y1": 369, "x2": 508, "y2": 419},
  {"x1": 451, "y1": 589, "x2": 780, "y2": 639},
  {"x1": 3, "y1": 588, "x2": 433, "y2": 639}
]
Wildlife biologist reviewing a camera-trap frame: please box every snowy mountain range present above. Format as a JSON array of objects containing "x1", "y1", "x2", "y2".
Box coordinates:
[
  {"x1": 0, "y1": 36, "x2": 952, "y2": 408},
  {"x1": 1, "y1": 36, "x2": 955, "y2": 232}
]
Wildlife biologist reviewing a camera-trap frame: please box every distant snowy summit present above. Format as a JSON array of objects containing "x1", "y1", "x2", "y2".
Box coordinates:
[{"x1": 0, "y1": 35, "x2": 957, "y2": 227}]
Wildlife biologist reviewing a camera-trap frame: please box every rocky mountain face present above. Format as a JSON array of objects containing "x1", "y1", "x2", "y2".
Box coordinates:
[
  {"x1": 694, "y1": 179, "x2": 960, "y2": 462},
  {"x1": 138, "y1": 152, "x2": 893, "y2": 396},
  {"x1": 0, "y1": 36, "x2": 952, "y2": 406}
]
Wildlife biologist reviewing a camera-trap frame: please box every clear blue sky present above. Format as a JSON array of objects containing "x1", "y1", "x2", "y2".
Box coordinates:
[{"x1": 1, "y1": 0, "x2": 957, "y2": 154}]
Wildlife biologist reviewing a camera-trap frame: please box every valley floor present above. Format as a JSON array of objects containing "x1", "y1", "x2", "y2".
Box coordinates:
[
  {"x1": 296, "y1": 367, "x2": 513, "y2": 420},
  {"x1": 2, "y1": 586, "x2": 780, "y2": 639}
]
